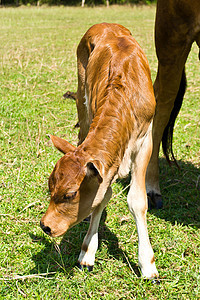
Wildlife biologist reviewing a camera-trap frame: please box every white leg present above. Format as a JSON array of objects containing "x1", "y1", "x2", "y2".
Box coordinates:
[
  {"x1": 78, "y1": 187, "x2": 112, "y2": 269},
  {"x1": 128, "y1": 189, "x2": 158, "y2": 278},
  {"x1": 127, "y1": 132, "x2": 159, "y2": 279}
]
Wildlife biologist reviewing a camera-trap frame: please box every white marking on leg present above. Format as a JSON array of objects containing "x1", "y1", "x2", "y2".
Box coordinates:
[
  {"x1": 78, "y1": 233, "x2": 98, "y2": 266},
  {"x1": 127, "y1": 132, "x2": 159, "y2": 278},
  {"x1": 78, "y1": 187, "x2": 112, "y2": 267},
  {"x1": 127, "y1": 186, "x2": 159, "y2": 279}
]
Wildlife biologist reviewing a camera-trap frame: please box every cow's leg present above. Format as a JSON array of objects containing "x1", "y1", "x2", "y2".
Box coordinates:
[
  {"x1": 146, "y1": 64, "x2": 184, "y2": 208},
  {"x1": 78, "y1": 187, "x2": 112, "y2": 270},
  {"x1": 146, "y1": 0, "x2": 194, "y2": 208},
  {"x1": 127, "y1": 128, "x2": 159, "y2": 279},
  {"x1": 146, "y1": 44, "x2": 192, "y2": 208}
]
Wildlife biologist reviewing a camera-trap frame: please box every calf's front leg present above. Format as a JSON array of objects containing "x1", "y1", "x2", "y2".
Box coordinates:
[{"x1": 78, "y1": 187, "x2": 112, "y2": 270}]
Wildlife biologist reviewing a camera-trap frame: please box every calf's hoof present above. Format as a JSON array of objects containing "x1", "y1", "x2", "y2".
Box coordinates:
[
  {"x1": 77, "y1": 262, "x2": 93, "y2": 272},
  {"x1": 151, "y1": 278, "x2": 160, "y2": 285},
  {"x1": 147, "y1": 191, "x2": 163, "y2": 209}
]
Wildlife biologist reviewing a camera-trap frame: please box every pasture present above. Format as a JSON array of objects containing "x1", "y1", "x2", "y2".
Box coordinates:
[{"x1": 0, "y1": 5, "x2": 199, "y2": 299}]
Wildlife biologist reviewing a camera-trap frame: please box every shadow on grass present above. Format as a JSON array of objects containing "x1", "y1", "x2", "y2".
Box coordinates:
[
  {"x1": 30, "y1": 157, "x2": 199, "y2": 275},
  {"x1": 118, "y1": 157, "x2": 200, "y2": 228},
  {"x1": 30, "y1": 210, "x2": 140, "y2": 277},
  {"x1": 151, "y1": 158, "x2": 200, "y2": 228}
]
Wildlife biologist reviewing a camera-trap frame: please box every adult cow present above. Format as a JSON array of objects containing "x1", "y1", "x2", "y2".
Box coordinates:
[{"x1": 146, "y1": 0, "x2": 200, "y2": 208}]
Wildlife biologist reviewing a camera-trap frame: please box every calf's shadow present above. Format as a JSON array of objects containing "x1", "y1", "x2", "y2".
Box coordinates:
[
  {"x1": 30, "y1": 157, "x2": 199, "y2": 276},
  {"x1": 30, "y1": 209, "x2": 140, "y2": 277}
]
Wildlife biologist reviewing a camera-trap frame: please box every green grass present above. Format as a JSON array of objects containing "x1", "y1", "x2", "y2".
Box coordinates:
[{"x1": 0, "y1": 5, "x2": 199, "y2": 299}]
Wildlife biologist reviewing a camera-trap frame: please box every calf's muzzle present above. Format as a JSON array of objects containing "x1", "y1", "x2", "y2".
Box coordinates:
[{"x1": 40, "y1": 220, "x2": 51, "y2": 235}]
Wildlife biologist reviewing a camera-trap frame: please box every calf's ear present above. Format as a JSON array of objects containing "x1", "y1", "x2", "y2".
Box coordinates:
[
  {"x1": 50, "y1": 135, "x2": 76, "y2": 154},
  {"x1": 87, "y1": 160, "x2": 103, "y2": 183}
]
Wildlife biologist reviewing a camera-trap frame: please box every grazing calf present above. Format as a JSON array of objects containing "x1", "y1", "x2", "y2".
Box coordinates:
[
  {"x1": 40, "y1": 23, "x2": 159, "y2": 279},
  {"x1": 146, "y1": 0, "x2": 200, "y2": 208}
]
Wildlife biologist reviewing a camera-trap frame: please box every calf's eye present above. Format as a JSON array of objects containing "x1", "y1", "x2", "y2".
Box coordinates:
[{"x1": 63, "y1": 191, "x2": 77, "y2": 201}]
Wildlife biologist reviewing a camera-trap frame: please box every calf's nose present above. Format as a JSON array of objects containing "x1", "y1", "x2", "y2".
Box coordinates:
[{"x1": 40, "y1": 220, "x2": 51, "y2": 235}]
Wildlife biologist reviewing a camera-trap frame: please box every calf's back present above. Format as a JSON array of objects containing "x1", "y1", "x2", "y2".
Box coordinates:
[{"x1": 77, "y1": 23, "x2": 155, "y2": 174}]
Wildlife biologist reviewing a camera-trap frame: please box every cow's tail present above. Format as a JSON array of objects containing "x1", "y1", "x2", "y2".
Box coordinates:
[{"x1": 162, "y1": 68, "x2": 187, "y2": 167}]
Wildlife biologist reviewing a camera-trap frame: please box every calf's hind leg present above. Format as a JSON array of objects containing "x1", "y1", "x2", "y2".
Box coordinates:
[
  {"x1": 127, "y1": 130, "x2": 159, "y2": 279},
  {"x1": 76, "y1": 43, "x2": 90, "y2": 145},
  {"x1": 146, "y1": 58, "x2": 189, "y2": 209}
]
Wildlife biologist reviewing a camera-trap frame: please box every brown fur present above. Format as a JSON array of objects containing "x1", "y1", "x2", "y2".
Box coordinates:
[{"x1": 40, "y1": 23, "x2": 158, "y2": 279}]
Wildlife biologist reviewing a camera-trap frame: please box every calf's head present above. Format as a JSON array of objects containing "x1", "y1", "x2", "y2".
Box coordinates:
[{"x1": 40, "y1": 135, "x2": 103, "y2": 237}]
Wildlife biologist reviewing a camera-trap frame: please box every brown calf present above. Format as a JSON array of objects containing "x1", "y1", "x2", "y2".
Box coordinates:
[
  {"x1": 146, "y1": 0, "x2": 200, "y2": 208},
  {"x1": 40, "y1": 23, "x2": 158, "y2": 279}
]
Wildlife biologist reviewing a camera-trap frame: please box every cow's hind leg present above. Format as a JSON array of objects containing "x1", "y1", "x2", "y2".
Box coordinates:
[
  {"x1": 146, "y1": 60, "x2": 189, "y2": 209},
  {"x1": 127, "y1": 128, "x2": 159, "y2": 279},
  {"x1": 146, "y1": 4, "x2": 193, "y2": 208},
  {"x1": 77, "y1": 187, "x2": 112, "y2": 271}
]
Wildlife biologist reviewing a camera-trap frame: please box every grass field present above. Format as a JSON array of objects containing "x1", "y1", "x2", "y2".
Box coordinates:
[{"x1": 0, "y1": 5, "x2": 200, "y2": 299}]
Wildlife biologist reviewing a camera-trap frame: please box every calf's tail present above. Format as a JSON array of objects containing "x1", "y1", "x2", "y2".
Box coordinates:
[{"x1": 162, "y1": 68, "x2": 187, "y2": 167}]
